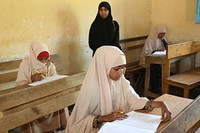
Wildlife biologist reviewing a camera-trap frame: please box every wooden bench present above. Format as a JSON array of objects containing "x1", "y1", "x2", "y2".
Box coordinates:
[
  {"x1": 0, "y1": 54, "x2": 65, "y2": 91},
  {"x1": 164, "y1": 41, "x2": 200, "y2": 98},
  {"x1": 120, "y1": 36, "x2": 147, "y2": 89},
  {"x1": 0, "y1": 53, "x2": 86, "y2": 132},
  {"x1": 0, "y1": 72, "x2": 85, "y2": 132},
  {"x1": 0, "y1": 58, "x2": 21, "y2": 90}
]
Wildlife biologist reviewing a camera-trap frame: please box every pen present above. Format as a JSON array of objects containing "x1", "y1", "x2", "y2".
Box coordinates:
[{"x1": 34, "y1": 69, "x2": 46, "y2": 79}]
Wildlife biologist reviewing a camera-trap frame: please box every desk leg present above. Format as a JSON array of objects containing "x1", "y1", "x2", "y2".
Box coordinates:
[
  {"x1": 183, "y1": 89, "x2": 189, "y2": 98},
  {"x1": 163, "y1": 60, "x2": 171, "y2": 94},
  {"x1": 161, "y1": 64, "x2": 165, "y2": 94},
  {"x1": 191, "y1": 54, "x2": 196, "y2": 69},
  {"x1": 144, "y1": 63, "x2": 150, "y2": 96}
]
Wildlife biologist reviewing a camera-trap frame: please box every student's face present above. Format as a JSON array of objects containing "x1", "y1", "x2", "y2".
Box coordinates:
[
  {"x1": 109, "y1": 65, "x2": 126, "y2": 81},
  {"x1": 37, "y1": 57, "x2": 49, "y2": 64},
  {"x1": 99, "y1": 7, "x2": 109, "y2": 19},
  {"x1": 158, "y1": 33, "x2": 166, "y2": 39}
]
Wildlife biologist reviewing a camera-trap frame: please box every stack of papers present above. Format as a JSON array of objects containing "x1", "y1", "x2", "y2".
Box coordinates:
[
  {"x1": 98, "y1": 111, "x2": 161, "y2": 133},
  {"x1": 28, "y1": 75, "x2": 68, "y2": 86}
]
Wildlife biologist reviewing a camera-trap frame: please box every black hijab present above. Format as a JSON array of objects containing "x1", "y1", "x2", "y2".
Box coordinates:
[
  {"x1": 89, "y1": 1, "x2": 118, "y2": 55},
  {"x1": 94, "y1": 1, "x2": 115, "y2": 42}
]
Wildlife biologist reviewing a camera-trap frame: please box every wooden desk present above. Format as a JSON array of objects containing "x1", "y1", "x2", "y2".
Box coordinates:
[
  {"x1": 0, "y1": 72, "x2": 86, "y2": 133},
  {"x1": 152, "y1": 94, "x2": 200, "y2": 133},
  {"x1": 164, "y1": 41, "x2": 200, "y2": 98},
  {"x1": 144, "y1": 53, "x2": 196, "y2": 98},
  {"x1": 144, "y1": 54, "x2": 166, "y2": 98}
]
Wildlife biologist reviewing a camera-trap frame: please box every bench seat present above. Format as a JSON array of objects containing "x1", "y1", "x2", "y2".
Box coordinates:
[
  {"x1": 166, "y1": 67, "x2": 200, "y2": 86},
  {"x1": 165, "y1": 67, "x2": 200, "y2": 97},
  {"x1": 164, "y1": 41, "x2": 200, "y2": 98}
]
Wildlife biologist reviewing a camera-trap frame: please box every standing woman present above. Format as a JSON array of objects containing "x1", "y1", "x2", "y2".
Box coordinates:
[
  {"x1": 16, "y1": 41, "x2": 68, "y2": 133},
  {"x1": 89, "y1": 1, "x2": 121, "y2": 56}
]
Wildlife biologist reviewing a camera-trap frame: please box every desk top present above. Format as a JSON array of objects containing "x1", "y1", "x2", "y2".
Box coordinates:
[
  {"x1": 146, "y1": 54, "x2": 166, "y2": 64},
  {"x1": 139, "y1": 94, "x2": 194, "y2": 132},
  {"x1": 152, "y1": 94, "x2": 193, "y2": 132}
]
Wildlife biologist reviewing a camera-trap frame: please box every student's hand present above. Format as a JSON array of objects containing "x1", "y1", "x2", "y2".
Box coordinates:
[
  {"x1": 160, "y1": 101, "x2": 171, "y2": 122},
  {"x1": 31, "y1": 73, "x2": 44, "y2": 82},
  {"x1": 98, "y1": 109, "x2": 128, "y2": 122},
  {"x1": 151, "y1": 101, "x2": 171, "y2": 122},
  {"x1": 157, "y1": 46, "x2": 165, "y2": 51}
]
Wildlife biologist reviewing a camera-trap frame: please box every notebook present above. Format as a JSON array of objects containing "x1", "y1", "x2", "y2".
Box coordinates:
[{"x1": 98, "y1": 111, "x2": 161, "y2": 133}]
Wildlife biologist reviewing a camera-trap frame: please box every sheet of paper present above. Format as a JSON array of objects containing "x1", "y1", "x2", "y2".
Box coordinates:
[
  {"x1": 98, "y1": 122, "x2": 154, "y2": 133},
  {"x1": 28, "y1": 75, "x2": 68, "y2": 86},
  {"x1": 152, "y1": 50, "x2": 166, "y2": 55},
  {"x1": 98, "y1": 111, "x2": 161, "y2": 133}
]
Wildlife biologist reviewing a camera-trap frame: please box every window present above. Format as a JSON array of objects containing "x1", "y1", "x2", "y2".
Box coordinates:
[{"x1": 196, "y1": 0, "x2": 200, "y2": 23}]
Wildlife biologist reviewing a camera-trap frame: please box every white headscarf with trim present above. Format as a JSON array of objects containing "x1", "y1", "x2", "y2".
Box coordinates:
[
  {"x1": 139, "y1": 24, "x2": 167, "y2": 67},
  {"x1": 16, "y1": 41, "x2": 53, "y2": 86},
  {"x1": 66, "y1": 46, "x2": 148, "y2": 133}
]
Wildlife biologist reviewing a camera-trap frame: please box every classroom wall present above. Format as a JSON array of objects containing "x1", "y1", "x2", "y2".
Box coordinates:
[
  {"x1": 0, "y1": 0, "x2": 151, "y2": 74},
  {"x1": 151, "y1": 0, "x2": 200, "y2": 69}
]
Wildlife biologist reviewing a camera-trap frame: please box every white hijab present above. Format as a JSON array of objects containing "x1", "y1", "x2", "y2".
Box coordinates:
[
  {"x1": 29, "y1": 41, "x2": 50, "y2": 70},
  {"x1": 66, "y1": 46, "x2": 148, "y2": 133},
  {"x1": 16, "y1": 41, "x2": 53, "y2": 86},
  {"x1": 139, "y1": 24, "x2": 167, "y2": 67}
]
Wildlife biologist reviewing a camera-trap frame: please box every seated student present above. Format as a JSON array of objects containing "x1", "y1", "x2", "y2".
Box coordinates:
[
  {"x1": 16, "y1": 41, "x2": 68, "y2": 133},
  {"x1": 66, "y1": 46, "x2": 171, "y2": 133},
  {"x1": 139, "y1": 24, "x2": 169, "y2": 93}
]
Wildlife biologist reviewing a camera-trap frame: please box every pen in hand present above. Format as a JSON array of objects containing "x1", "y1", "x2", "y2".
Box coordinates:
[{"x1": 34, "y1": 69, "x2": 46, "y2": 79}]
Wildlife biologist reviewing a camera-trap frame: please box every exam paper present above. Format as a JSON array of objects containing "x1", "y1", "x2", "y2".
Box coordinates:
[
  {"x1": 98, "y1": 111, "x2": 161, "y2": 133},
  {"x1": 152, "y1": 50, "x2": 166, "y2": 55},
  {"x1": 28, "y1": 75, "x2": 68, "y2": 86}
]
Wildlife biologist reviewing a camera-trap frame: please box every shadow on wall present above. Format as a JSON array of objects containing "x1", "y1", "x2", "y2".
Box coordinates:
[{"x1": 55, "y1": 5, "x2": 85, "y2": 74}]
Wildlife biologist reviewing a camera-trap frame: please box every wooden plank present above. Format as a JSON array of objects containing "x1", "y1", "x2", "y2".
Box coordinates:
[
  {"x1": 167, "y1": 41, "x2": 200, "y2": 59},
  {"x1": 192, "y1": 40, "x2": 200, "y2": 52},
  {"x1": 0, "y1": 81, "x2": 16, "y2": 91},
  {"x1": 0, "y1": 89, "x2": 80, "y2": 132},
  {"x1": 0, "y1": 69, "x2": 18, "y2": 83},
  {"x1": 166, "y1": 67, "x2": 200, "y2": 86},
  {"x1": 119, "y1": 36, "x2": 148, "y2": 44},
  {"x1": 3, "y1": 85, "x2": 81, "y2": 116},
  {"x1": 0, "y1": 59, "x2": 21, "y2": 71},
  {"x1": 0, "y1": 72, "x2": 86, "y2": 111},
  {"x1": 158, "y1": 95, "x2": 200, "y2": 133}
]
